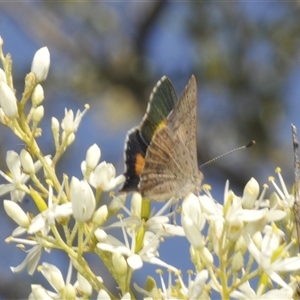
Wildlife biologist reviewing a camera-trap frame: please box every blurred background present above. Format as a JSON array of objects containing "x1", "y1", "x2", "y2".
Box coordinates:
[{"x1": 0, "y1": 2, "x2": 300, "y2": 299}]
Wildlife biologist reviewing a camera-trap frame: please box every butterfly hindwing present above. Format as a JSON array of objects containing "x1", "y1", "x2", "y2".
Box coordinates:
[
  {"x1": 139, "y1": 76, "x2": 203, "y2": 201},
  {"x1": 120, "y1": 76, "x2": 179, "y2": 193},
  {"x1": 139, "y1": 125, "x2": 195, "y2": 201},
  {"x1": 120, "y1": 128, "x2": 147, "y2": 193}
]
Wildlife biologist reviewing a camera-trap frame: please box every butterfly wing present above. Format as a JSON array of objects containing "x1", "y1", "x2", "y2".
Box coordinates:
[
  {"x1": 139, "y1": 125, "x2": 197, "y2": 201},
  {"x1": 139, "y1": 75, "x2": 203, "y2": 201},
  {"x1": 168, "y1": 75, "x2": 198, "y2": 170},
  {"x1": 140, "y1": 76, "x2": 178, "y2": 145},
  {"x1": 120, "y1": 76, "x2": 178, "y2": 193}
]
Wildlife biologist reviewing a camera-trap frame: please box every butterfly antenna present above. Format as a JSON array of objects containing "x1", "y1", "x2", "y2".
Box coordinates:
[{"x1": 200, "y1": 140, "x2": 255, "y2": 168}]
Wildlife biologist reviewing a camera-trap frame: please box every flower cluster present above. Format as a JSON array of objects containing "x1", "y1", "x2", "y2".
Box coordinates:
[{"x1": 1, "y1": 37, "x2": 300, "y2": 300}]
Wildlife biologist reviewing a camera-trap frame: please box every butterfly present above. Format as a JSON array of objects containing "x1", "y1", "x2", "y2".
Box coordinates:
[{"x1": 119, "y1": 75, "x2": 203, "y2": 202}]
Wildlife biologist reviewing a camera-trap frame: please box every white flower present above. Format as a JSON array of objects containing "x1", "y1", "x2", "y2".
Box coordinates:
[
  {"x1": 108, "y1": 194, "x2": 184, "y2": 237},
  {"x1": 31, "y1": 47, "x2": 50, "y2": 82},
  {"x1": 178, "y1": 269, "x2": 208, "y2": 299},
  {"x1": 230, "y1": 280, "x2": 293, "y2": 299},
  {"x1": 0, "y1": 151, "x2": 45, "y2": 202},
  {"x1": 36, "y1": 261, "x2": 76, "y2": 299},
  {"x1": 269, "y1": 168, "x2": 294, "y2": 208},
  {"x1": 0, "y1": 81, "x2": 18, "y2": 118},
  {"x1": 28, "y1": 185, "x2": 72, "y2": 235},
  {"x1": 97, "y1": 222, "x2": 178, "y2": 272},
  {"x1": 89, "y1": 161, "x2": 124, "y2": 191},
  {"x1": 40, "y1": 262, "x2": 65, "y2": 292},
  {"x1": 70, "y1": 177, "x2": 95, "y2": 222},
  {"x1": 134, "y1": 269, "x2": 208, "y2": 299},
  {"x1": 10, "y1": 242, "x2": 43, "y2": 275},
  {"x1": 96, "y1": 227, "x2": 143, "y2": 270},
  {"x1": 181, "y1": 193, "x2": 205, "y2": 248},
  {"x1": 61, "y1": 106, "x2": 89, "y2": 134},
  {"x1": 97, "y1": 290, "x2": 131, "y2": 300},
  {"x1": 29, "y1": 284, "x2": 59, "y2": 300},
  {"x1": 244, "y1": 225, "x2": 300, "y2": 288},
  {"x1": 201, "y1": 179, "x2": 286, "y2": 247}
]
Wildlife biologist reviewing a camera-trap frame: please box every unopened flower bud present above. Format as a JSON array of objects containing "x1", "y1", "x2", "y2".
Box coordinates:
[
  {"x1": 242, "y1": 177, "x2": 259, "y2": 209},
  {"x1": 77, "y1": 273, "x2": 92, "y2": 297},
  {"x1": 41, "y1": 263, "x2": 65, "y2": 292},
  {"x1": 94, "y1": 229, "x2": 107, "y2": 242},
  {"x1": 202, "y1": 247, "x2": 213, "y2": 264},
  {"x1": 182, "y1": 215, "x2": 204, "y2": 248},
  {"x1": 97, "y1": 290, "x2": 110, "y2": 300},
  {"x1": 67, "y1": 133, "x2": 76, "y2": 146},
  {"x1": 121, "y1": 293, "x2": 131, "y2": 300},
  {"x1": 131, "y1": 192, "x2": 142, "y2": 217},
  {"x1": 51, "y1": 117, "x2": 60, "y2": 146},
  {"x1": 3, "y1": 200, "x2": 29, "y2": 227},
  {"x1": 0, "y1": 81, "x2": 18, "y2": 118},
  {"x1": 86, "y1": 144, "x2": 101, "y2": 170},
  {"x1": 70, "y1": 177, "x2": 95, "y2": 222},
  {"x1": 20, "y1": 149, "x2": 35, "y2": 174},
  {"x1": 191, "y1": 270, "x2": 209, "y2": 299},
  {"x1": 51, "y1": 117, "x2": 59, "y2": 131},
  {"x1": 31, "y1": 47, "x2": 50, "y2": 82},
  {"x1": 32, "y1": 84, "x2": 44, "y2": 106},
  {"x1": 108, "y1": 194, "x2": 126, "y2": 214},
  {"x1": 93, "y1": 205, "x2": 108, "y2": 227},
  {"x1": 235, "y1": 236, "x2": 247, "y2": 254},
  {"x1": 112, "y1": 252, "x2": 127, "y2": 275},
  {"x1": 31, "y1": 284, "x2": 52, "y2": 300},
  {"x1": 232, "y1": 251, "x2": 244, "y2": 272},
  {"x1": 269, "y1": 192, "x2": 280, "y2": 209},
  {"x1": 62, "y1": 131, "x2": 75, "y2": 146},
  {"x1": 32, "y1": 105, "x2": 44, "y2": 123},
  {"x1": 227, "y1": 217, "x2": 243, "y2": 241},
  {"x1": 65, "y1": 283, "x2": 76, "y2": 300},
  {"x1": 252, "y1": 231, "x2": 262, "y2": 249}
]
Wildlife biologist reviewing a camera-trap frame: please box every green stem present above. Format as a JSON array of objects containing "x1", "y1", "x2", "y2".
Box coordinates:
[
  {"x1": 141, "y1": 198, "x2": 151, "y2": 220},
  {"x1": 51, "y1": 224, "x2": 114, "y2": 297},
  {"x1": 78, "y1": 223, "x2": 84, "y2": 256}
]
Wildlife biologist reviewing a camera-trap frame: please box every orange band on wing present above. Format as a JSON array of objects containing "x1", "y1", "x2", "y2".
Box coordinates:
[{"x1": 135, "y1": 153, "x2": 145, "y2": 175}]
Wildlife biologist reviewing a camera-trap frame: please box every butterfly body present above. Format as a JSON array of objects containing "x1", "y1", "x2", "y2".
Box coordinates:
[{"x1": 120, "y1": 75, "x2": 203, "y2": 202}]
